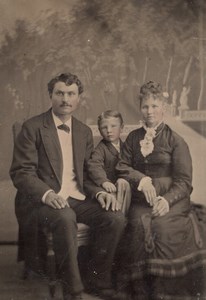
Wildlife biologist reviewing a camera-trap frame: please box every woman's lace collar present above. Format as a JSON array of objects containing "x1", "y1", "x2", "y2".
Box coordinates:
[{"x1": 139, "y1": 121, "x2": 164, "y2": 157}]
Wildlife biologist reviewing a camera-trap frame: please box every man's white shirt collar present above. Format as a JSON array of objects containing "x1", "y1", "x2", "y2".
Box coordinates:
[{"x1": 52, "y1": 111, "x2": 72, "y2": 130}]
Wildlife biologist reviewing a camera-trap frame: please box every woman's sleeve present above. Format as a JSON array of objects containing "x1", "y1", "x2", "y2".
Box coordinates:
[
  {"x1": 152, "y1": 177, "x2": 173, "y2": 196},
  {"x1": 163, "y1": 134, "x2": 193, "y2": 207}
]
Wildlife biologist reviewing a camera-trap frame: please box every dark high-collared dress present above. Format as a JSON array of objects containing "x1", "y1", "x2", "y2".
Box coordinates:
[{"x1": 115, "y1": 122, "x2": 206, "y2": 299}]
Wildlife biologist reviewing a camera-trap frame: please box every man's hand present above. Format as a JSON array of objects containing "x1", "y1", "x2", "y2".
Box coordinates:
[
  {"x1": 97, "y1": 192, "x2": 120, "y2": 211},
  {"x1": 152, "y1": 196, "x2": 169, "y2": 217},
  {"x1": 45, "y1": 191, "x2": 69, "y2": 209},
  {"x1": 141, "y1": 181, "x2": 157, "y2": 206},
  {"x1": 102, "y1": 181, "x2": 117, "y2": 193}
]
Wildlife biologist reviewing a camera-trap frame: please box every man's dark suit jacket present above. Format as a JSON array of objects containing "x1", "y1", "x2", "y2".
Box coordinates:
[{"x1": 10, "y1": 109, "x2": 101, "y2": 265}]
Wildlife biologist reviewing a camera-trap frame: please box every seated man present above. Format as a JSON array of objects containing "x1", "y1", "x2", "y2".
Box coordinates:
[{"x1": 10, "y1": 72, "x2": 126, "y2": 300}]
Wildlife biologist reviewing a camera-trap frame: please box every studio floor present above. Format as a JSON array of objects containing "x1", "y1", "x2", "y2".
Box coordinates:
[
  {"x1": 0, "y1": 245, "x2": 100, "y2": 300},
  {"x1": 0, "y1": 245, "x2": 206, "y2": 299}
]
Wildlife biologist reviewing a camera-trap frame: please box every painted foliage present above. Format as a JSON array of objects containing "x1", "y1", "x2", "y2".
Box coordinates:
[{"x1": 0, "y1": 0, "x2": 206, "y2": 179}]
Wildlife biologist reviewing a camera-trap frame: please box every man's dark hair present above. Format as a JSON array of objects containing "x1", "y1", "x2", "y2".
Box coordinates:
[{"x1": 47, "y1": 72, "x2": 84, "y2": 96}]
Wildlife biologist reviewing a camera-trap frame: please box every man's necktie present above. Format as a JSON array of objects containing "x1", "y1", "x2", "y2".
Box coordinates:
[{"x1": 57, "y1": 124, "x2": 70, "y2": 133}]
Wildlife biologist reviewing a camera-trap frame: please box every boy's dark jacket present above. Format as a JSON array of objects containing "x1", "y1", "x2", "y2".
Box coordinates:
[{"x1": 87, "y1": 139, "x2": 123, "y2": 187}]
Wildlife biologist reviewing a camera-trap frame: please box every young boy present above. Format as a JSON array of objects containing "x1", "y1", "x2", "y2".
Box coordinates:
[{"x1": 87, "y1": 110, "x2": 131, "y2": 214}]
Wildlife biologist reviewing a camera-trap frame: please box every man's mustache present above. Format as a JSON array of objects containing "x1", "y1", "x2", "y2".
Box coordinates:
[{"x1": 60, "y1": 103, "x2": 72, "y2": 107}]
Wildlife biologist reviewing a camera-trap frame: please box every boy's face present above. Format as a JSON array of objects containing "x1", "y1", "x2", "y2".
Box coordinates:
[{"x1": 99, "y1": 117, "x2": 123, "y2": 144}]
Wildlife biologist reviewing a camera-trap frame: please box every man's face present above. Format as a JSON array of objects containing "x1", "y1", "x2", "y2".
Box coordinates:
[{"x1": 51, "y1": 82, "x2": 80, "y2": 118}]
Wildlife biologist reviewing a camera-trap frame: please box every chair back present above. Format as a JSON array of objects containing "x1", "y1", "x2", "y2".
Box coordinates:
[{"x1": 12, "y1": 122, "x2": 22, "y2": 141}]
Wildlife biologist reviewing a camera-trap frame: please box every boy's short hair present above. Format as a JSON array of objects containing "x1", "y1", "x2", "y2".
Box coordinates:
[{"x1": 97, "y1": 110, "x2": 124, "y2": 128}]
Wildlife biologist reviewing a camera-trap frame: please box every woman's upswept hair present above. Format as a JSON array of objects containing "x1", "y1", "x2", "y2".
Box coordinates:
[
  {"x1": 139, "y1": 81, "x2": 167, "y2": 105},
  {"x1": 97, "y1": 110, "x2": 124, "y2": 128},
  {"x1": 47, "y1": 72, "x2": 84, "y2": 96}
]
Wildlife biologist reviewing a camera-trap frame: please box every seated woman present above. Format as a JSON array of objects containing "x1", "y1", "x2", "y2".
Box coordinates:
[{"x1": 114, "y1": 81, "x2": 206, "y2": 299}]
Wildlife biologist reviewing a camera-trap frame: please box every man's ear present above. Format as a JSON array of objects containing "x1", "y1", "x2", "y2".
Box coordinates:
[
  {"x1": 78, "y1": 94, "x2": 81, "y2": 103},
  {"x1": 120, "y1": 123, "x2": 124, "y2": 133}
]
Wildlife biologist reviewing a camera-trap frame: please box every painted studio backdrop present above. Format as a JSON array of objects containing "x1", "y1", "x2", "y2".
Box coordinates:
[{"x1": 0, "y1": 0, "x2": 206, "y2": 240}]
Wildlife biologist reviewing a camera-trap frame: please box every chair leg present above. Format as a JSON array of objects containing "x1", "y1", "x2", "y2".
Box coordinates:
[
  {"x1": 45, "y1": 230, "x2": 56, "y2": 298},
  {"x1": 49, "y1": 281, "x2": 56, "y2": 298},
  {"x1": 22, "y1": 263, "x2": 30, "y2": 280},
  {"x1": 47, "y1": 254, "x2": 56, "y2": 298}
]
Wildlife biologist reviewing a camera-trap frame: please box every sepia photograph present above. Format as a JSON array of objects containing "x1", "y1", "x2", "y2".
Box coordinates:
[{"x1": 0, "y1": 0, "x2": 205, "y2": 299}]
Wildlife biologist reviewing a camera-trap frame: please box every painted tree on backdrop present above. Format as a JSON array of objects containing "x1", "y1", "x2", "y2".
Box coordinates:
[
  {"x1": 0, "y1": 0, "x2": 205, "y2": 126},
  {"x1": 114, "y1": 0, "x2": 205, "y2": 110},
  {"x1": 0, "y1": 0, "x2": 206, "y2": 180}
]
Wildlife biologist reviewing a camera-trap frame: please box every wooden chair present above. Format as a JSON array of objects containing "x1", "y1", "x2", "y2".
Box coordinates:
[{"x1": 42, "y1": 224, "x2": 90, "y2": 297}]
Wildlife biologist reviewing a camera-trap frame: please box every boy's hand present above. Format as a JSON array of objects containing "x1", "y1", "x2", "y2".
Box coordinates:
[
  {"x1": 116, "y1": 178, "x2": 131, "y2": 214},
  {"x1": 116, "y1": 178, "x2": 130, "y2": 204},
  {"x1": 102, "y1": 181, "x2": 117, "y2": 193}
]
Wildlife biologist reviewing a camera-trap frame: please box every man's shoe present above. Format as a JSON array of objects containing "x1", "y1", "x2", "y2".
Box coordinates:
[
  {"x1": 62, "y1": 282, "x2": 83, "y2": 300},
  {"x1": 72, "y1": 294, "x2": 83, "y2": 300},
  {"x1": 63, "y1": 292, "x2": 83, "y2": 300},
  {"x1": 86, "y1": 287, "x2": 116, "y2": 299},
  {"x1": 98, "y1": 288, "x2": 116, "y2": 299},
  {"x1": 112, "y1": 290, "x2": 132, "y2": 300}
]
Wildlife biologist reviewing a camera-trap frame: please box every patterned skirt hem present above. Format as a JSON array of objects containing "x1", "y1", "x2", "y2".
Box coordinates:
[{"x1": 121, "y1": 249, "x2": 206, "y2": 280}]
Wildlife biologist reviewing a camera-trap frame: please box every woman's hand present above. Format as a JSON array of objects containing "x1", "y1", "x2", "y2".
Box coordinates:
[
  {"x1": 141, "y1": 181, "x2": 157, "y2": 206},
  {"x1": 152, "y1": 196, "x2": 169, "y2": 217}
]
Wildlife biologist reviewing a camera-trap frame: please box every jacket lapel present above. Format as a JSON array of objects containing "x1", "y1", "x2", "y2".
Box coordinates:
[
  {"x1": 103, "y1": 139, "x2": 122, "y2": 157},
  {"x1": 72, "y1": 117, "x2": 86, "y2": 186},
  {"x1": 40, "y1": 109, "x2": 63, "y2": 185}
]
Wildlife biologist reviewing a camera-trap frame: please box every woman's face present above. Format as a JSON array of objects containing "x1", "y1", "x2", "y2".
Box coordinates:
[{"x1": 140, "y1": 96, "x2": 165, "y2": 128}]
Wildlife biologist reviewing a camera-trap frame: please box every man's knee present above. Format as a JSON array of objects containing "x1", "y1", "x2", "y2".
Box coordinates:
[
  {"x1": 49, "y1": 207, "x2": 77, "y2": 230},
  {"x1": 106, "y1": 211, "x2": 126, "y2": 232},
  {"x1": 60, "y1": 206, "x2": 76, "y2": 220}
]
